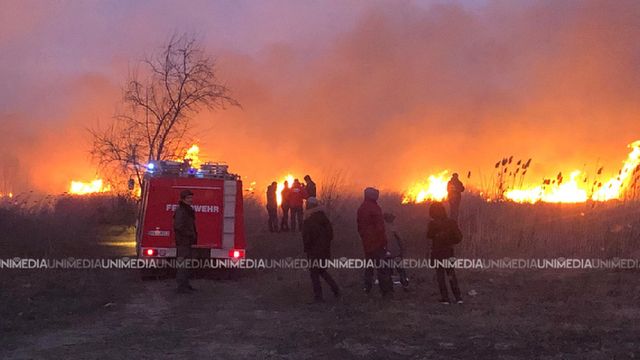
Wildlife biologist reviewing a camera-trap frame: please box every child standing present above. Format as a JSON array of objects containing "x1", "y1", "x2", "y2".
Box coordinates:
[{"x1": 426, "y1": 202, "x2": 463, "y2": 304}]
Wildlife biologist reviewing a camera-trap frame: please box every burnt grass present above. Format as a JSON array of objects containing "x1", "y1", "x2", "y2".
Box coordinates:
[{"x1": 1, "y1": 195, "x2": 640, "y2": 359}]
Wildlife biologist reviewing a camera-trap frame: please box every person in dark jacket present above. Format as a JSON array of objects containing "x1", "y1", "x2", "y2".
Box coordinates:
[
  {"x1": 266, "y1": 182, "x2": 279, "y2": 232},
  {"x1": 280, "y1": 181, "x2": 291, "y2": 232},
  {"x1": 303, "y1": 197, "x2": 340, "y2": 303},
  {"x1": 303, "y1": 175, "x2": 317, "y2": 209},
  {"x1": 357, "y1": 187, "x2": 393, "y2": 296},
  {"x1": 289, "y1": 179, "x2": 305, "y2": 232},
  {"x1": 173, "y1": 189, "x2": 197, "y2": 293},
  {"x1": 426, "y1": 202, "x2": 463, "y2": 304},
  {"x1": 447, "y1": 173, "x2": 465, "y2": 222}
]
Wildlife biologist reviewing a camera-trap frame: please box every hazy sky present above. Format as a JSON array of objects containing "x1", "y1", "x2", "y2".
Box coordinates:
[{"x1": 1, "y1": 0, "x2": 639, "y2": 194}]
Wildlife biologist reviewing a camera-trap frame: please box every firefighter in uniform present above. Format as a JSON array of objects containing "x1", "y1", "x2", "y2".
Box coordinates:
[{"x1": 174, "y1": 189, "x2": 197, "y2": 293}]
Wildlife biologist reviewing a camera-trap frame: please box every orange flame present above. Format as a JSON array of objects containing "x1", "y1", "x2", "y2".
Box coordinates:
[
  {"x1": 184, "y1": 144, "x2": 201, "y2": 169},
  {"x1": 402, "y1": 141, "x2": 640, "y2": 205},
  {"x1": 592, "y1": 140, "x2": 640, "y2": 201},
  {"x1": 246, "y1": 181, "x2": 257, "y2": 193},
  {"x1": 402, "y1": 171, "x2": 449, "y2": 204},
  {"x1": 276, "y1": 174, "x2": 295, "y2": 206},
  {"x1": 504, "y1": 170, "x2": 588, "y2": 203},
  {"x1": 69, "y1": 179, "x2": 111, "y2": 195},
  {"x1": 505, "y1": 141, "x2": 640, "y2": 203}
]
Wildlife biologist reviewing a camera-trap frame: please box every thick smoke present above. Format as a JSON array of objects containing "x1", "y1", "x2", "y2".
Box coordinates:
[{"x1": 210, "y1": 0, "x2": 640, "y2": 191}]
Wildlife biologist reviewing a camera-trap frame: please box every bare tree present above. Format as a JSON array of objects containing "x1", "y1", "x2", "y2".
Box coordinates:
[
  {"x1": 90, "y1": 34, "x2": 239, "y2": 189},
  {"x1": 319, "y1": 169, "x2": 351, "y2": 219}
]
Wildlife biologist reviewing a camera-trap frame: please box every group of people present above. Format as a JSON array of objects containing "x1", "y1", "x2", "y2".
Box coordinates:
[
  {"x1": 173, "y1": 173, "x2": 466, "y2": 304},
  {"x1": 265, "y1": 175, "x2": 316, "y2": 233},
  {"x1": 302, "y1": 173, "x2": 466, "y2": 304}
]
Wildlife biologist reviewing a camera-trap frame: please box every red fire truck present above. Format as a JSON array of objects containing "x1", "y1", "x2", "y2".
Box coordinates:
[{"x1": 136, "y1": 160, "x2": 245, "y2": 260}]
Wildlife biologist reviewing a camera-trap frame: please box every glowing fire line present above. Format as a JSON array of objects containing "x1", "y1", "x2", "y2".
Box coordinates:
[
  {"x1": 592, "y1": 140, "x2": 640, "y2": 201},
  {"x1": 402, "y1": 171, "x2": 449, "y2": 204},
  {"x1": 505, "y1": 141, "x2": 640, "y2": 204},
  {"x1": 402, "y1": 141, "x2": 640, "y2": 204},
  {"x1": 504, "y1": 170, "x2": 588, "y2": 203},
  {"x1": 69, "y1": 179, "x2": 111, "y2": 195}
]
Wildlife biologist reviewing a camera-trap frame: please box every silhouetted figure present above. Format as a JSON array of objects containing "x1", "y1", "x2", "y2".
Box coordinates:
[
  {"x1": 280, "y1": 181, "x2": 291, "y2": 231},
  {"x1": 266, "y1": 182, "x2": 279, "y2": 232},
  {"x1": 173, "y1": 189, "x2": 197, "y2": 293},
  {"x1": 289, "y1": 179, "x2": 305, "y2": 232},
  {"x1": 303, "y1": 197, "x2": 340, "y2": 303},
  {"x1": 357, "y1": 187, "x2": 393, "y2": 296},
  {"x1": 304, "y1": 175, "x2": 316, "y2": 208},
  {"x1": 427, "y1": 202, "x2": 463, "y2": 304},
  {"x1": 447, "y1": 173, "x2": 465, "y2": 221},
  {"x1": 384, "y1": 213, "x2": 409, "y2": 290}
]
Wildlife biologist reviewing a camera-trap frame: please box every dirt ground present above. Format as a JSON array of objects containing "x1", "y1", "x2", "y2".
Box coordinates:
[{"x1": 2, "y1": 228, "x2": 640, "y2": 360}]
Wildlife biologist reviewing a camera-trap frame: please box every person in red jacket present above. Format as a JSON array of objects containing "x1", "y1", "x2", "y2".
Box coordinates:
[
  {"x1": 288, "y1": 179, "x2": 305, "y2": 232},
  {"x1": 357, "y1": 187, "x2": 393, "y2": 296}
]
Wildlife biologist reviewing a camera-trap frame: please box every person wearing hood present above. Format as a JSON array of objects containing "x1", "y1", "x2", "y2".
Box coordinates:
[
  {"x1": 357, "y1": 187, "x2": 393, "y2": 296},
  {"x1": 427, "y1": 202, "x2": 463, "y2": 304},
  {"x1": 447, "y1": 173, "x2": 465, "y2": 222},
  {"x1": 302, "y1": 197, "x2": 340, "y2": 303},
  {"x1": 303, "y1": 175, "x2": 317, "y2": 209},
  {"x1": 173, "y1": 189, "x2": 197, "y2": 293}
]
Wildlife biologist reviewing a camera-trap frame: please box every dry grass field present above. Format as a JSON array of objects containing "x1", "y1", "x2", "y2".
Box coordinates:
[{"x1": 1, "y1": 194, "x2": 640, "y2": 359}]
